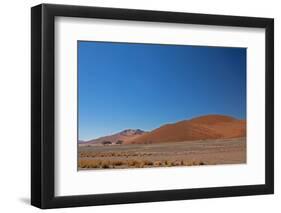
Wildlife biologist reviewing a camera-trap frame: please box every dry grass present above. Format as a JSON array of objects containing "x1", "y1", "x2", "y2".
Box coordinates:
[
  {"x1": 78, "y1": 158, "x2": 206, "y2": 169},
  {"x1": 79, "y1": 151, "x2": 153, "y2": 158},
  {"x1": 79, "y1": 159, "x2": 101, "y2": 168},
  {"x1": 78, "y1": 137, "x2": 245, "y2": 170}
]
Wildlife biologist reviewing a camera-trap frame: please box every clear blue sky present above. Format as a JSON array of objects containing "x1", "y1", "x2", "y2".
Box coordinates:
[{"x1": 78, "y1": 41, "x2": 246, "y2": 141}]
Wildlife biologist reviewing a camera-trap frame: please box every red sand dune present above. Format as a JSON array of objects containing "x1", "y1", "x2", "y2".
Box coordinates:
[{"x1": 125, "y1": 115, "x2": 246, "y2": 144}]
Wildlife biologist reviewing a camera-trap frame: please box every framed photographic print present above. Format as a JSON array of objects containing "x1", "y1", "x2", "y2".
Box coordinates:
[{"x1": 31, "y1": 3, "x2": 274, "y2": 209}]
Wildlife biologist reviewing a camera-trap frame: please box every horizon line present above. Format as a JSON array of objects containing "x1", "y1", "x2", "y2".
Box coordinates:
[{"x1": 79, "y1": 113, "x2": 246, "y2": 141}]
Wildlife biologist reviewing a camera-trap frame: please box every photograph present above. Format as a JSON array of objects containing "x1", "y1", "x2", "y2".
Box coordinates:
[
  {"x1": 77, "y1": 41, "x2": 247, "y2": 170},
  {"x1": 30, "y1": 3, "x2": 274, "y2": 209}
]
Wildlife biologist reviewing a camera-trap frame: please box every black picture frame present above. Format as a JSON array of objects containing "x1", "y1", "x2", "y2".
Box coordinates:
[{"x1": 31, "y1": 3, "x2": 274, "y2": 209}]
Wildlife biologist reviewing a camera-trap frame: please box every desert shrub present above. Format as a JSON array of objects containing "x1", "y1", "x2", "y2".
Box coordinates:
[
  {"x1": 162, "y1": 160, "x2": 168, "y2": 166},
  {"x1": 133, "y1": 160, "x2": 147, "y2": 168},
  {"x1": 116, "y1": 140, "x2": 123, "y2": 145},
  {"x1": 79, "y1": 159, "x2": 101, "y2": 168},
  {"x1": 138, "y1": 161, "x2": 145, "y2": 168},
  {"x1": 102, "y1": 164, "x2": 109, "y2": 169},
  {"x1": 90, "y1": 160, "x2": 101, "y2": 168},
  {"x1": 182, "y1": 160, "x2": 193, "y2": 166},
  {"x1": 166, "y1": 160, "x2": 173, "y2": 167},
  {"x1": 112, "y1": 160, "x2": 123, "y2": 166},
  {"x1": 170, "y1": 160, "x2": 177, "y2": 166},
  {"x1": 126, "y1": 160, "x2": 147, "y2": 167},
  {"x1": 144, "y1": 160, "x2": 153, "y2": 166},
  {"x1": 102, "y1": 141, "x2": 112, "y2": 145},
  {"x1": 191, "y1": 161, "x2": 196, "y2": 166},
  {"x1": 103, "y1": 153, "x2": 113, "y2": 157},
  {"x1": 101, "y1": 160, "x2": 110, "y2": 168},
  {"x1": 79, "y1": 160, "x2": 86, "y2": 168},
  {"x1": 127, "y1": 160, "x2": 138, "y2": 167},
  {"x1": 199, "y1": 161, "x2": 205, "y2": 165},
  {"x1": 191, "y1": 160, "x2": 205, "y2": 166},
  {"x1": 153, "y1": 161, "x2": 162, "y2": 166},
  {"x1": 134, "y1": 161, "x2": 142, "y2": 168}
]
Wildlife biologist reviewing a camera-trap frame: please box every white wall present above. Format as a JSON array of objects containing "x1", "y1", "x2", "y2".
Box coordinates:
[{"x1": 0, "y1": 0, "x2": 279, "y2": 212}]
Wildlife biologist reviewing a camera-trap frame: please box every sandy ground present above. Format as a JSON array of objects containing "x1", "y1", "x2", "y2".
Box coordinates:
[{"x1": 78, "y1": 137, "x2": 246, "y2": 170}]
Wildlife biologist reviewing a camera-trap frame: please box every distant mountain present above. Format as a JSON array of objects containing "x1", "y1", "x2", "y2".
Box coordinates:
[
  {"x1": 82, "y1": 129, "x2": 146, "y2": 145},
  {"x1": 124, "y1": 115, "x2": 246, "y2": 144},
  {"x1": 80, "y1": 115, "x2": 246, "y2": 146}
]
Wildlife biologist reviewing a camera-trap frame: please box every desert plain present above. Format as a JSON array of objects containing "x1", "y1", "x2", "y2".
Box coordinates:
[{"x1": 78, "y1": 115, "x2": 246, "y2": 170}]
